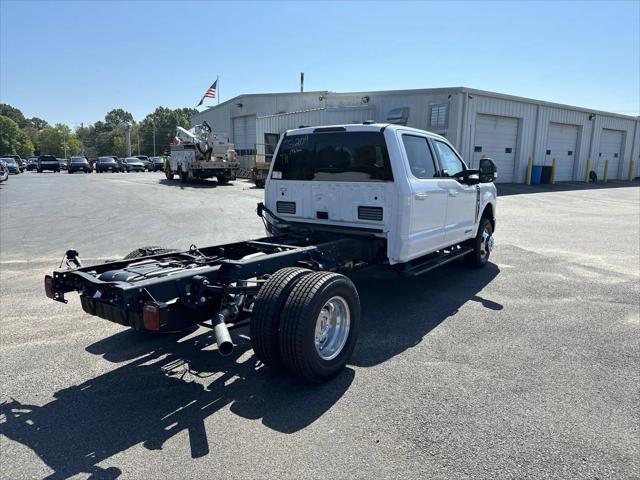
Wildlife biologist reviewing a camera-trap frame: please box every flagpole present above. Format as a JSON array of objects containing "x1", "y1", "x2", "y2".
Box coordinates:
[{"x1": 217, "y1": 75, "x2": 220, "y2": 105}]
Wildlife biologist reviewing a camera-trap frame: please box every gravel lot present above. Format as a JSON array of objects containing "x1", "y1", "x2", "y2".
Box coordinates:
[{"x1": 1, "y1": 172, "x2": 639, "y2": 479}]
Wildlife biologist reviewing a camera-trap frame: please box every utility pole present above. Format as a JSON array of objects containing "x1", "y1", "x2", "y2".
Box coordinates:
[
  {"x1": 300, "y1": 72, "x2": 304, "y2": 92},
  {"x1": 80, "y1": 122, "x2": 84, "y2": 155},
  {"x1": 152, "y1": 120, "x2": 156, "y2": 156}
]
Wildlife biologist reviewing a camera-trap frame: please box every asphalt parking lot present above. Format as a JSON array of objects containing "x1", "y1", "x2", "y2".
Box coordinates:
[{"x1": 1, "y1": 172, "x2": 639, "y2": 479}]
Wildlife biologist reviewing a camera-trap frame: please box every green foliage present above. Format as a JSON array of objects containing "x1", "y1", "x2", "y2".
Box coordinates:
[
  {"x1": 0, "y1": 103, "x2": 199, "y2": 158},
  {"x1": 138, "y1": 106, "x2": 197, "y2": 155},
  {"x1": 105, "y1": 109, "x2": 134, "y2": 127},
  {"x1": 37, "y1": 124, "x2": 81, "y2": 157},
  {"x1": 0, "y1": 104, "x2": 27, "y2": 128},
  {"x1": 0, "y1": 115, "x2": 34, "y2": 157}
]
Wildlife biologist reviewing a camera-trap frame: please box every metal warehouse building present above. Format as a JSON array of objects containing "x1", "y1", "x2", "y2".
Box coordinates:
[{"x1": 191, "y1": 87, "x2": 640, "y2": 183}]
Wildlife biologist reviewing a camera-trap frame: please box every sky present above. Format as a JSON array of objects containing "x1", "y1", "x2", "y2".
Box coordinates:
[{"x1": 1, "y1": 0, "x2": 638, "y2": 127}]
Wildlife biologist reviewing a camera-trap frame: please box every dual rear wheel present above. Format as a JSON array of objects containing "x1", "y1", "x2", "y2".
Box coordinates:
[{"x1": 250, "y1": 268, "x2": 360, "y2": 383}]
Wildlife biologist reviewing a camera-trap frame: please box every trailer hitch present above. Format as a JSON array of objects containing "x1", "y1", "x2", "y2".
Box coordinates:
[{"x1": 62, "y1": 249, "x2": 82, "y2": 269}]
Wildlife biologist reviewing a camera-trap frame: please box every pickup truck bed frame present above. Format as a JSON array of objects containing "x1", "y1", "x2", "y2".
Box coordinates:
[
  {"x1": 47, "y1": 209, "x2": 386, "y2": 334},
  {"x1": 45, "y1": 201, "x2": 490, "y2": 382}
]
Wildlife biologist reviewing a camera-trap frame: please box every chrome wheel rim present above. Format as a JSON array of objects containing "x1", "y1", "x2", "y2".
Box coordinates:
[
  {"x1": 480, "y1": 225, "x2": 494, "y2": 260},
  {"x1": 314, "y1": 296, "x2": 350, "y2": 360}
]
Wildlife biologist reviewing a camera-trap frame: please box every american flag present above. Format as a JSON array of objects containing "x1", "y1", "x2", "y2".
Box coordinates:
[{"x1": 197, "y1": 80, "x2": 217, "y2": 106}]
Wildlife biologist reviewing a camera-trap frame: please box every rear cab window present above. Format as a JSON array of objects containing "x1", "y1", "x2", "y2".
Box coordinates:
[
  {"x1": 272, "y1": 131, "x2": 393, "y2": 182},
  {"x1": 402, "y1": 135, "x2": 437, "y2": 179}
]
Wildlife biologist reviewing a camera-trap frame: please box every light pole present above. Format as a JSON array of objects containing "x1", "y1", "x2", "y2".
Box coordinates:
[
  {"x1": 123, "y1": 122, "x2": 132, "y2": 157},
  {"x1": 152, "y1": 120, "x2": 156, "y2": 156}
]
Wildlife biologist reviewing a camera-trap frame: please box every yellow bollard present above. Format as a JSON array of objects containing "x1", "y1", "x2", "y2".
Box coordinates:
[
  {"x1": 603, "y1": 160, "x2": 609, "y2": 183},
  {"x1": 526, "y1": 157, "x2": 533, "y2": 185},
  {"x1": 584, "y1": 159, "x2": 591, "y2": 183},
  {"x1": 551, "y1": 158, "x2": 557, "y2": 185},
  {"x1": 629, "y1": 160, "x2": 635, "y2": 181}
]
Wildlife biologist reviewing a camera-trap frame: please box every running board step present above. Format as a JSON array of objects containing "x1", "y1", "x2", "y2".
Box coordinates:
[{"x1": 402, "y1": 246, "x2": 473, "y2": 277}]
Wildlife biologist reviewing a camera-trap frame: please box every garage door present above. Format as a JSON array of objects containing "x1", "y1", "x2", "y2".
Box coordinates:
[
  {"x1": 598, "y1": 129, "x2": 623, "y2": 180},
  {"x1": 232, "y1": 115, "x2": 257, "y2": 154},
  {"x1": 472, "y1": 114, "x2": 518, "y2": 183},
  {"x1": 546, "y1": 123, "x2": 578, "y2": 182}
]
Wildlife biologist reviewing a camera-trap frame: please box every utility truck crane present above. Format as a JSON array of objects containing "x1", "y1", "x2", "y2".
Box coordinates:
[{"x1": 166, "y1": 121, "x2": 238, "y2": 184}]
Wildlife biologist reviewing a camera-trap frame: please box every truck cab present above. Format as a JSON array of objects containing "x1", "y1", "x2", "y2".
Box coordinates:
[{"x1": 264, "y1": 124, "x2": 497, "y2": 266}]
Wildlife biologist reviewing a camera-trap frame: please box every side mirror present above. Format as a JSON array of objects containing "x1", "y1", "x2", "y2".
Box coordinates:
[
  {"x1": 479, "y1": 158, "x2": 497, "y2": 183},
  {"x1": 465, "y1": 173, "x2": 480, "y2": 185}
]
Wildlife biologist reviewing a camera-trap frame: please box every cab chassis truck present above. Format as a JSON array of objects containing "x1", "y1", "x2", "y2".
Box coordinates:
[{"x1": 45, "y1": 124, "x2": 497, "y2": 383}]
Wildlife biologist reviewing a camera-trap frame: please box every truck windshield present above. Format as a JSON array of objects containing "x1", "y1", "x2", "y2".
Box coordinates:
[{"x1": 272, "y1": 131, "x2": 393, "y2": 182}]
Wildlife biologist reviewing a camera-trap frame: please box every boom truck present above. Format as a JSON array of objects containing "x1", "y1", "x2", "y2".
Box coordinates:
[
  {"x1": 165, "y1": 121, "x2": 239, "y2": 184},
  {"x1": 45, "y1": 124, "x2": 498, "y2": 383}
]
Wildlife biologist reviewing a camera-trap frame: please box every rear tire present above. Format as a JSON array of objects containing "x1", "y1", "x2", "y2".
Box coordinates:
[
  {"x1": 279, "y1": 272, "x2": 360, "y2": 383},
  {"x1": 124, "y1": 246, "x2": 179, "y2": 259},
  {"x1": 216, "y1": 173, "x2": 230, "y2": 184},
  {"x1": 465, "y1": 217, "x2": 493, "y2": 268},
  {"x1": 250, "y1": 267, "x2": 313, "y2": 369}
]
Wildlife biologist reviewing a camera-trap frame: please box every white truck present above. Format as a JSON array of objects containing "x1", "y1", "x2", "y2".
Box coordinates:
[
  {"x1": 45, "y1": 123, "x2": 497, "y2": 384},
  {"x1": 165, "y1": 121, "x2": 239, "y2": 184}
]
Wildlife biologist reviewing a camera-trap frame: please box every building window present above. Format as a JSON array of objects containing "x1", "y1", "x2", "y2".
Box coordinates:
[
  {"x1": 430, "y1": 104, "x2": 448, "y2": 129},
  {"x1": 264, "y1": 133, "x2": 279, "y2": 162},
  {"x1": 387, "y1": 107, "x2": 410, "y2": 125}
]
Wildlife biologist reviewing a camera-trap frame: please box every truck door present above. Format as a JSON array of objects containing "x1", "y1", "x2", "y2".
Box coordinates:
[
  {"x1": 431, "y1": 140, "x2": 478, "y2": 246},
  {"x1": 401, "y1": 134, "x2": 448, "y2": 257}
]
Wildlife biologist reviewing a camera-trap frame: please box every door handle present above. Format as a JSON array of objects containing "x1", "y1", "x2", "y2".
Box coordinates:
[
  {"x1": 448, "y1": 190, "x2": 459, "y2": 197},
  {"x1": 414, "y1": 192, "x2": 429, "y2": 200}
]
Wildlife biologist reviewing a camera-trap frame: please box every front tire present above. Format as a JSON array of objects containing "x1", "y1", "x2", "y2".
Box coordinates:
[
  {"x1": 279, "y1": 272, "x2": 360, "y2": 383},
  {"x1": 250, "y1": 267, "x2": 312, "y2": 369},
  {"x1": 466, "y1": 217, "x2": 493, "y2": 268}
]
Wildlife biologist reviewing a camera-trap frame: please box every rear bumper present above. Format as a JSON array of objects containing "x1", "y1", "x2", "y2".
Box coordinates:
[{"x1": 79, "y1": 295, "x2": 202, "y2": 332}]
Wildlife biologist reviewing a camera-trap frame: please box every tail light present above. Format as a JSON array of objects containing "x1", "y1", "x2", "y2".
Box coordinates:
[
  {"x1": 143, "y1": 301, "x2": 161, "y2": 331},
  {"x1": 44, "y1": 275, "x2": 54, "y2": 299}
]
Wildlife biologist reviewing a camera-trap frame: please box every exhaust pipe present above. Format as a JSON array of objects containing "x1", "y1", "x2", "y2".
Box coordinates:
[{"x1": 214, "y1": 312, "x2": 234, "y2": 356}]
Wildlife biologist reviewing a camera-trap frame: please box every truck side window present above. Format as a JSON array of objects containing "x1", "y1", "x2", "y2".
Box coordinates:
[
  {"x1": 433, "y1": 141, "x2": 466, "y2": 178},
  {"x1": 402, "y1": 135, "x2": 436, "y2": 179}
]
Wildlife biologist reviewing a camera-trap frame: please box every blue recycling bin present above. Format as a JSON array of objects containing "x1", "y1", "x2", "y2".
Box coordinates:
[{"x1": 531, "y1": 165, "x2": 543, "y2": 185}]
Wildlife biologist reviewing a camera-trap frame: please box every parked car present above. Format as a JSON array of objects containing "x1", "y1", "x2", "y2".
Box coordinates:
[
  {"x1": 58, "y1": 158, "x2": 68, "y2": 170},
  {"x1": 2, "y1": 154, "x2": 25, "y2": 172},
  {"x1": 37, "y1": 155, "x2": 60, "y2": 172},
  {"x1": 95, "y1": 156, "x2": 121, "y2": 173},
  {"x1": 68, "y1": 156, "x2": 92, "y2": 173},
  {"x1": 122, "y1": 157, "x2": 146, "y2": 172},
  {"x1": 135, "y1": 155, "x2": 151, "y2": 170},
  {"x1": 1, "y1": 157, "x2": 21, "y2": 174},
  {"x1": 149, "y1": 156, "x2": 164, "y2": 171},
  {"x1": 0, "y1": 160, "x2": 9, "y2": 182},
  {"x1": 111, "y1": 156, "x2": 126, "y2": 171},
  {"x1": 26, "y1": 157, "x2": 38, "y2": 171}
]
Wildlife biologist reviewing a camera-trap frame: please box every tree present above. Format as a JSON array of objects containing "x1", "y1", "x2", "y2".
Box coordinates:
[
  {"x1": 24, "y1": 117, "x2": 49, "y2": 155},
  {"x1": 105, "y1": 108, "x2": 133, "y2": 127},
  {"x1": 0, "y1": 115, "x2": 34, "y2": 157},
  {"x1": 37, "y1": 124, "x2": 81, "y2": 157},
  {"x1": 27, "y1": 117, "x2": 48, "y2": 130},
  {"x1": 139, "y1": 107, "x2": 197, "y2": 156},
  {"x1": 0, "y1": 104, "x2": 27, "y2": 128}
]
